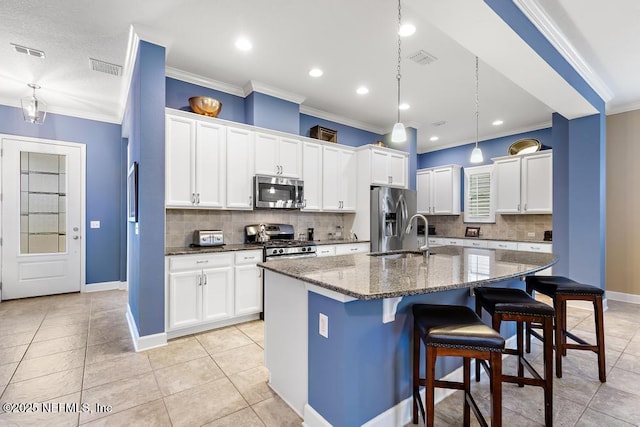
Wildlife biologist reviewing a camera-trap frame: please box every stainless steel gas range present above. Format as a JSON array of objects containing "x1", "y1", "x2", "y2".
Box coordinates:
[{"x1": 244, "y1": 223, "x2": 317, "y2": 261}]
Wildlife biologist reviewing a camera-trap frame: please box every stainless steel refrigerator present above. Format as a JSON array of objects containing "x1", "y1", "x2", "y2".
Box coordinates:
[{"x1": 370, "y1": 187, "x2": 418, "y2": 252}]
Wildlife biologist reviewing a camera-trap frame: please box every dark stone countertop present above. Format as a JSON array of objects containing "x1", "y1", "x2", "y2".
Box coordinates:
[
  {"x1": 427, "y1": 235, "x2": 551, "y2": 244},
  {"x1": 259, "y1": 246, "x2": 557, "y2": 300},
  {"x1": 165, "y1": 244, "x2": 263, "y2": 256}
]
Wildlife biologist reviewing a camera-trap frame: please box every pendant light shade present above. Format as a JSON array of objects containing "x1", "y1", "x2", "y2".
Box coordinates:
[
  {"x1": 391, "y1": 0, "x2": 407, "y2": 143},
  {"x1": 469, "y1": 57, "x2": 483, "y2": 164},
  {"x1": 21, "y1": 83, "x2": 46, "y2": 124}
]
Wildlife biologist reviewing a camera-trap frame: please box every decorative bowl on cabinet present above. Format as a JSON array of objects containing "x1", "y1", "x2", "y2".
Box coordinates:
[{"x1": 189, "y1": 96, "x2": 222, "y2": 117}]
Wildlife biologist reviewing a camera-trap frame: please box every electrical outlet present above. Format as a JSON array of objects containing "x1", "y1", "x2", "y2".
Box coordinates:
[
  {"x1": 527, "y1": 232, "x2": 535, "y2": 237},
  {"x1": 319, "y1": 313, "x2": 329, "y2": 338},
  {"x1": 90, "y1": 221, "x2": 100, "y2": 229}
]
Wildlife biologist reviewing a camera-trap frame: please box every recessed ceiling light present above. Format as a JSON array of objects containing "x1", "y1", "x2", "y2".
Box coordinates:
[
  {"x1": 398, "y1": 23, "x2": 416, "y2": 37},
  {"x1": 235, "y1": 37, "x2": 253, "y2": 51},
  {"x1": 492, "y1": 120, "x2": 504, "y2": 126},
  {"x1": 399, "y1": 103, "x2": 410, "y2": 110},
  {"x1": 356, "y1": 86, "x2": 369, "y2": 95},
  {"x1": 430, "y1": 136, "x2": 439, "y2": 142},
  {"x1": 309, "y1": 68, "x2": 323, "y2": 77}
]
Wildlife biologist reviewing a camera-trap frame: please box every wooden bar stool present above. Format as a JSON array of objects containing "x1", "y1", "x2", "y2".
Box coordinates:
[
  {"x1": 525, "y1": 276, "x2": 606, "y2": 382},
  {"x1": 412, "y1": 304, "x2": 505, "y2": 427},
  {"x1": 473, "y1": 287, "x2": 555, "y2": 427}
]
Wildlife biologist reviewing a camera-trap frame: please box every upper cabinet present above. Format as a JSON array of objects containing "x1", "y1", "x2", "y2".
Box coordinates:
[
  {"x1": 323, "y1": 145, "x2": 356, "y2": 211},
  {"x1": 358, "y1": 146, "x2": 408, "y2": 188},
  {"x1": 494, "y1": 151, "x2": 552, "y2": 214},
  {"x1": 254, "y1": 133, "x2": 302, "y2": 178},
  {"x1": 226, "y1": 127, "x2": 255, "y2": 210},
  {"x1": 301, "y1": 141, "x2": 323, "y2": 211},
  {"x1": 166, "y1": 115, "x2": 226, "y2": 208},
  {"x1": 416, "y1": 165, "x2": 461, "y2": 215}
]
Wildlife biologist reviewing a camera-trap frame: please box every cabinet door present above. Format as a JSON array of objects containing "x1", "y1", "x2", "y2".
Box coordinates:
[
  {"x1": 335, "y1": 243, "x2": 369, "y2": 255},
  {"x1": 195, "y1": 122, "x2": 226, "y2": 208},
  {"x1": 371, "y1": 149, "x2": 390, "y2": 185},
  {"x1": 432, "y1": 168, "x2": 454, "y2": 214},
  {"x1": 302, "y1": 142, "x2": 323, "y2": 211},
  {"x1": 278, "y1": 137, "x2": 302, "y2": 178},
  {"x1": 416, "y1": 170, "x2": 432, "y2": 214},
  {"x1": 226, "y1": 127, "x2": 255, "y2": 209},
  {"x1": 522, "y1": 153, "x2": 552, "y2": 213},
  {"x1": 316, "y1": 245, "x2": 336, "y2": 257},
  {"x1": 494, "y1": 157, "x2": 522, "y2": 213},
  {"x1": 235, "y1": 264, "x2": 262, "y2": 315},
  {"x1": 389, "y1": 153, "x2": 407, "y2": 188},
  {"x1": 202, "y1": 266, "x2": 234, "y2": 322},
  {"x1": 322, "y1": 146, "x2": 341, "y2": 210},
  {"x1": 168, "y1": 270, "x2": 201, "y2": 330},
  {"x1": 340, "y1": 150, "x2": 357, "y2": 211},
  {"x1": 254, "y1": 133, "x2": 279, "y2": 176},
  {"x1": 166, "y1": 115, "x2": 195, "y2": 207}
]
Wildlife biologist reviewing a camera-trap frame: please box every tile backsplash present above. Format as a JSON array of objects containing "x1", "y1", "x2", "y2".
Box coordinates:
[
  {"x1": 428, "y1": 214, "x2": 552, "y2": 242},
  {"x1": 166, "y1": 209, "x2": 355, "y2": 247}
]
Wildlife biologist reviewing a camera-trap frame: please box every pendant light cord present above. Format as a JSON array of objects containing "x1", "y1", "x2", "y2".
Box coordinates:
[
  {"x1": 475, "y1": 56, "x2": 479, "y2": 148},
  {"x1": 397, "y1": 0, "x2": 402, "y2": 123}
]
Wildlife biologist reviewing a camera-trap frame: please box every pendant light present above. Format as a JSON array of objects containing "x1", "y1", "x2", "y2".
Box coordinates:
[
  {"x1": 21, "y1": 83, "x2": 47, "y2": 124},
  {"x1": 391, "y1": 0, "x2": 406, "y2": 143},
  {"x1": 470, "y1": 57, "x2": 483, "y2": 163}
]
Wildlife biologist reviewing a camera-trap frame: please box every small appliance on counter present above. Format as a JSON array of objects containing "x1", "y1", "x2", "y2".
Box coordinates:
[
  {"x1": 192, "y1": 230, "x2": 224, "y2": 247},
  {"x1": 544, "y1": 230, "x2": 552, "y2": 241},
  {"x1": 417, "y1": 224, "x2": 436, "y2": 236}
]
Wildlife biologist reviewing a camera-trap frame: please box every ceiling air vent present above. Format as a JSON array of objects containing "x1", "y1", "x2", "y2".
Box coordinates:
[
  {"x1": 90, "y1": 58, "x2": 122, "y2": 77},
  {"x1": 11, "y1": 43, "x2": 45, "y2": 59},
  {"x1": 407, "y1": 49, "x2": 437, "y2": 66},
  {"x1": 432, "y1": 120, "x2": 447, "y2": 127}
]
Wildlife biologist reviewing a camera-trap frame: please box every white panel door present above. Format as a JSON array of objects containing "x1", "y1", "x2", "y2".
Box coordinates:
[
  {"x1": 278, "y1": 137, "x2": 302, "y2": 178},
  {"x1": 389, "y1": 153, "x2": 407, "y2": 188},
  {"x1": 168, "y1": 270, "x2": 201, "y2": 329},
  {"x1": 322, "y1": 146, "x2": 340, "y2": 210},
  {"x1": 371, "y1": 149, "x2": 390, "y2": 185},
  {"x1": 494, "y1": 157, "x2": 522, "y2": 213},
  {"x1": 2, "y1": 138, "x2": 84, "y2": 299},
  {"x1": 254, "y1": 132, "x2": 279, "y2": 176},
  {"x1": 202, "y1": 266, "x2": 234, "y2": 322},
  {"x1": 522, "y1": 152, "x2": 553, "y2": 213},
  {"x1": 433, "y1": 167, "x2": 454, "y2": 214},
  {"x1": 302, "y1": 142, "x2": 322, "y2": 211},
  {"x1": 226, "y1": 127, "x2": 255, "y2": 209},
  {"x1": 195, "y1": 122, "x2": 226, "y2": 208},
  {"x1": 235, "y1": 264, "x2": 262, "y2": 315},
  {"x1": 416, "y1": 170, "x2": 432, "y2": 214},
  {"x1": 166, "y1": 115, "x2": 195, "y2": 207},
  {"x1": 340, "y1": 150, "x2": 357, "y2": 211}
]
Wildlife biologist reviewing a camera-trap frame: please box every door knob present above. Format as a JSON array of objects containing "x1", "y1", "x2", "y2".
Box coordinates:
[{"x1": 73, "y1": 235, "x2": 80, "y2": 240}]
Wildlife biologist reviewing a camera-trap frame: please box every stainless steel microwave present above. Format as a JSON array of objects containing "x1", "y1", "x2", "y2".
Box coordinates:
[{"x1": 254, "y1": 175, "x2": 304, "y2": 209}]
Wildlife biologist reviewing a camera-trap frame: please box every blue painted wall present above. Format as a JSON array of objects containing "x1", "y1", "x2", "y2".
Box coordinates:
[
  {"x1": 165, "y1": 77, "x2": 246, "y2": 123},
  {"x1": 0, "y1": 105, "x2": 124, "y2": 285},
  {"x1": 299, "y1": 113, "x2": 381, "y2": 147},
  {"x1": 246, "y1": 92, "x2": 300, "y2": 134},
  {"x1": 551, "y1": 114, "x2": 569, "y2": 276},
  {"x1": 123, "y1": 40, "x2": 166, "y2": 336}
]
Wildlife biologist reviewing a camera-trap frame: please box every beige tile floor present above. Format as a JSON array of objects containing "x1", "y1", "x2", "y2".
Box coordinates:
[
  {"x1": 0, "y1": 290, "x2": 639, "y2": 426},
  {"x1": 0, "y1": 290, "x2": 301, "y2": 426}
]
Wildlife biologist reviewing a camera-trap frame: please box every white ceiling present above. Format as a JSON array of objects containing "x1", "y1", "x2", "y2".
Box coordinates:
[{"x1": 0, "y1": 0, "x2": 638, "y2": 153}]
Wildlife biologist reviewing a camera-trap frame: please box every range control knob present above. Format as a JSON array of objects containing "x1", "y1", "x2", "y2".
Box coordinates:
[
  {"x1": 272, "y1": 249, "x2": 278, "y2": 255},
  {"x1": 279, "y1": 249, "x2": 284, "y2": 254},
  {"x1": 301, "y1": 247, "x2": 306, "y2": 252}
]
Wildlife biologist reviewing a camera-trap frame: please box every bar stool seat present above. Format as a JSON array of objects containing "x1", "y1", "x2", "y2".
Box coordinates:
[
  {"x1": 413, "y1": 304, "x2": 505, "y2": 427},
  {"x1": 474, "y1": 287, "x2": 555, "y2": 427},
  {"x1": 526, "y1": 276, "x2": 606, "y2": 383}
]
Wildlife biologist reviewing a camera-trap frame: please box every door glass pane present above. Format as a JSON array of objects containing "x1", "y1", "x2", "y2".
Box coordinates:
[{"x1": 20, "y1": 152, "x2": 67, "y2": 254}]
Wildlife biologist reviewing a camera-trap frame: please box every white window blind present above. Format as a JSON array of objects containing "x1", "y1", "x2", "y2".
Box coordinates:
[{"x1": 464, "y1": 165, "x2": 495, "y2": 223}]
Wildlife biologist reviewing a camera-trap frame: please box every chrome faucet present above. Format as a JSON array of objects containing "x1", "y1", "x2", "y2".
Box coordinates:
[{"x1": 405, "y1": 214, "x2": 430, "y2": 257}]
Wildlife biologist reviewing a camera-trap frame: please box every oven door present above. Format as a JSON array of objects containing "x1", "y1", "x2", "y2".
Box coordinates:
[
  {"x1": 254, "y1": 175, "x2": 304, "y2": 209},
  {"x1": 265, "y1": 253, "x2": 317, "y2": 261}
]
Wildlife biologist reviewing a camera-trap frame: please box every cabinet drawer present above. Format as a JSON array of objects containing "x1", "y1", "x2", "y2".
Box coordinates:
[
  {"x1": 464, "y1": 240, "x2": 488, "y2": 248},
  {"x1": 316, "y1": 245, "x2": 336, "y2": 257},
  {"x1": 335, "y1": 243, "x2": 369, "y2": 255},
  {"x1": 517, "y1": 243, "x2": 552, "y2": 253},
  {"x1": 235, "y1": 250, "x2": 263, "y2": 265},
  {"x1": 428, "y1": 237, "x2": 445, "y2": 246},
  {"x1": 442, "y1": 238, "x2": 463, "y2": 246},
  {"x1": 169, "y1": 253, "x2": 234, "y2": 271},
  {"x1": 487, "y1": 241, "x2": 518, "y2": 250}
]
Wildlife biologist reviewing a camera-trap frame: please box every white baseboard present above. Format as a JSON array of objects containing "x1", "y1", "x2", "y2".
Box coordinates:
[
  {"x1": 166, "y1": 313, "x2": 261, "y2": 339},
  {"x1": 83, "y1": 281, "x2": 128, "y2": 293},
  {"x1": 302, "y1": 404, "x2": 332, "y2": 427},
  {"x1": 606, "y1": 290, "x2": 640, "y2": 305},
  {"x1": 126, "y1": 304, "x2": 167, "y2": 352}
]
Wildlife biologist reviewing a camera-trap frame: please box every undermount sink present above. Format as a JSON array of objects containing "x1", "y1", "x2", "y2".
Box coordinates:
[{"x1": 368, "y1": 250, "x2": 426, "y2": 260}]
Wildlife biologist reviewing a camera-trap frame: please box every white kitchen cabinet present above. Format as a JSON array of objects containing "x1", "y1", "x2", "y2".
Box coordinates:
[
  {"x1": 167, "y1": 253, "x2": 234, "y2": 331},
  {"x1": 323, "y1": 146, "x2": 356, "y2": 211},
  {"x1": 366, "y1": 147, "x2": 408, "y2": 188},
  {"x1": 428, "y1": 237, "x2": 445, "y2": 247},
  {"x1": 302, "y1": 141, "x2": 323, "y2": 211},
  {"x1": 441, "y1": 238, "x2": 464, "y2": 246},
  {"x1": 234, "y1": 250, "x2": 263, "y2": 316},
  {"x1": 416, "y1": 165, "x2": 461, "y2": 215},
  {"x1": 486, "y1": 241, "x2": 518, "y2": 250},
  {"x1": 226, "y1": 127, "x2": 255, "y2": 209},
  {"x1": 165, "y1": 115, "x2": 226, "y2": 208},
  {"x1": 517, "y1": 242, "x2": 552, "y2": 253},
  {"x1": 494, "y1": 151, "x2": 552, "y2": 214},
  {"x1": 316, "y1": 245, "x2": 336, "y2": 257},
  {"x1": 254, "y1": 133, "x2": 302, "y2": 178},
  {"x1": 335, "y1": 242, "x2": 369, "y2": 255},
  {"x1": 463, "y1": 239, "x2": 488, "y2": 248}
]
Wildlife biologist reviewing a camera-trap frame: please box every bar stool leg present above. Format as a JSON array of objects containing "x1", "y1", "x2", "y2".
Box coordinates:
[
  {"x1": 475, "y1": 297, "x2": 482, "y2": 382},
  {"x1": 463, "y1": 358, "x2": 471, "y2": 426},
  {"x1": 543, "y1": 316, "x2": 554, "y2": 427},
  {"x1": 426, "y1": 346, "x2": 437, "y2": 427},
  {"x1": 412, "y1": 323, "x2": 420, "y2": 424},
  {"x1": 489, "y1": 351, "x2": 502, "y2": 427},
  {"x1": 554, "y1": 295, "x2": 564, "y2": 378},
  {"x1": 562, "y1": 298, "x2": 568, "y2": 356},
  {"x1": 516, "y1": 321, "x2": 524, "y2": 386},
  {"x1": 594, "y1": 295, "x2": 606, "y2": 382}
]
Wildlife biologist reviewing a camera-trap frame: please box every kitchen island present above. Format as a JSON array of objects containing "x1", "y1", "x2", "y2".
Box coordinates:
[{"x1": 259, "y1": 246, "x2": 556, "y2": 427}]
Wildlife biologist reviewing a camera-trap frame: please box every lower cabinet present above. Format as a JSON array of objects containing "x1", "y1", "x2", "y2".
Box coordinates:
[
  {"x1": 166, "y1": 250, "x2": 263, "y2": 334},
  {"x1": 335, "y1": 242, "x2": 369, "y2": 255}
]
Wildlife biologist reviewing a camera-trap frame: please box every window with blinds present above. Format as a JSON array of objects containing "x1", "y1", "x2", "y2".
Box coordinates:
[{"x1": 464, "y1": 165, "x2": 495, "y2": 223}]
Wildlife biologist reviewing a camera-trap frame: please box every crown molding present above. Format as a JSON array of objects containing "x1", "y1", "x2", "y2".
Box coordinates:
[
  {"x1": 404, "y1": 121, "x2": 421, "y2": 130},
  {"x1": 606, "y1": 100, "x2": 640, "y2": 116},
  {"x1": 300, "y1": 105, "x2": 387, "y2": 135},
  {"x1": 0, "y1": 97, "x2": 121, "y2": 124},
  {"x1": 116, "y1": 25, "x2": 140, "y2": 123},
  {"x1": 420, "y1": 120, "x2": 552, "y2": 153},
  {"x1": 165, "y1": 67, "x2": 245, "y2": 97},
  {"x1": 242, "y1": 80, "x2": 306, "y2": 105},
  {"x1": 514, "y1": 0, "x2": 614, "y2": 103}
]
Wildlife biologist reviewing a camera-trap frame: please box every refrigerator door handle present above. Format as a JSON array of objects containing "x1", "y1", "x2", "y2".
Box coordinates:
[{"x1": 398, "y1": 196, "x2": 408, "y2": 238}]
